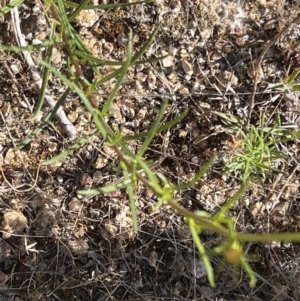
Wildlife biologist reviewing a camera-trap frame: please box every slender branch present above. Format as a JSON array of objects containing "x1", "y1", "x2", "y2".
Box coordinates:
[{"x1": 10, "y1": 4, "x2": 77, "y2": 140}]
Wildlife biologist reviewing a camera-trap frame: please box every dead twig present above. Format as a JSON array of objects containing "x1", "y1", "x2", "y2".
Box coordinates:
[{"x1": 10, "y1": 4, "x2": 77, "y2": 140}]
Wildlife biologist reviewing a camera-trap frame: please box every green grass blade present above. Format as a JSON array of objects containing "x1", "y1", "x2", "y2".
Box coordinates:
[
  {"x1": 101, "y1": 32, "x2": 133, "y2": 114},
  {"x1": 71, "y1": 29, "x2": 101, "y2": 77},
  {"x1": 213, "y1": 179, "x2": 250, "y2": 222},
  {"x1": 188, "y1": 220, "x2": 215, "y2": 287},
  {"x1": 56, "y1": 0, "x2": 76, "y2": 54},
  {"x1": 0, "y1": 0, "x2": 24, "y2": 17},
  {"x1": 67, "y1": 0, "x2": 89, "y2": 22},
  {"x1": 287, "y1": 68, "x2": 300, "y2": 85},
  {"x1": 33, "y1": 56, "x2": 104, "y2": 133},
  {"x1": 32, "y1": 22, "x2": 56, "y2": 119},
  {"x1": 63, "y1": 0, "x2": 153, "y2": 10},
  {"x1": 123, "y1": 109, "x2": 188, "y2": 141},
  {"x1": 77, "y1": 179, "x2": 132, "y2": 196},
  {"x1": 121, "y1": 161, "x2": 138, "y2": 232},
  {"x1": 34, "y1": 56, "x2": 124, "y2": 160},
  {"x1": 240, "y1": 257, "x2": 257, "y2": 287},
  {"x1": 176, "y1": 154, "x2": 217, "y2": 190},
  {"x1": 95, "y1": 67, "x2": 124, "y2": 87},
  {"x1": 43, "y1": 129, "x2": 98, "y2": 165},
  {"x1": 130, "y1": 24, "x2": 160, "y2": 66},
  {"x1": 17, "y1": 88, "x2": 72, "y2": 150},
  {"x1": 137, "y1": 100, "x2": 168, "y2": 158},
  {"x1": 135, "y1": 158, "x2": 164, "y2": 195},
  {"x1": 0, "y1": 41, "x2": 54, "y2": 52},
  {"x1": 75, "y1": 51, "x2": 124, "y2": 66}
]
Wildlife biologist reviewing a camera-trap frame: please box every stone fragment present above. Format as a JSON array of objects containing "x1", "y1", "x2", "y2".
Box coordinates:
[
  {"x1": 162, "y1": 53, "x2": 173, "y2": 67},
  {"x1": 2, "y1": 210, "x2": 28, "y2": 239},
  {"x1": 182, "y1": 60, "x2": 193, "y2": 75}
]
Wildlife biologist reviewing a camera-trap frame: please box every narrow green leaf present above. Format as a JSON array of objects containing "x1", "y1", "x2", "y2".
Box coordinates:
[
  {"x1": 0, "y1": 0, "x2": 24, "y2": 17},
  {"x1": 32, "y1": 22, "x2": 56, "y2": 119},
  {"x1": 123, "y1": 109, "x2": 188, "y2": 141},
  {"x1": 67, "y1": 0, "x2": 89, "y2": 22},
  {"x1": 56, "y1": 0, "x2": 76, "y2": 54},
  {"x1": 240, "y1": 257, "x2": 257, "y2": 287},
  {"x1": 33, "y1": 56, "x2": 103, "y2": 132},
  {"x1": 63, "y1": 0, "x2": 154, "y2": 10},
  {"x1": 287, "y1": 69, "x2": 300, "y2": 84},
  {"x1": 77, "y1": 179, "x2": 132, "y2": 196},
  {"x1": 137, "y1": 100, "x2": 168, "y2": 157},
  {"x1": 18, "y1": 88, "x2": 72, "y2": 150},
  {"x1": 95, "y1": 67, "x2": 123, "y2": 86},
  {"x1": 71, "y1": 28, "x2": 101, "y2": 77},
  {"x1": 188, "y1": 219, "x2": 215, "y2": 287},
  {"x1": 130, "y1": 24, "x2": 161, "y2": 66},
  {"x1": 75, "y1": 50, "x2": 124, "y2": 66},
  {"x1": 176, "y1": 153, "x2": 217, "y2": 190},
  {"x1": 0, "y1": 41, "x2": 54, "y2": 52},
  {"x1": 291, "y1": 84, "x2": 300, "y2": 91},
  {"x1": 213, "y1": 179, "x2": 250, "y2": 222},
  {"x1": 43, "y1": 129, "x2": 98, "y2": 165},
  {"x1": 101, "y1": 32, "x2": 133, "y2": 114},
  {"x1": 121, "y1": 161, "x2": 137, "y2": 232},
  {"x1": 135, "y1": 158, "x2": 164, "y2": 195}
]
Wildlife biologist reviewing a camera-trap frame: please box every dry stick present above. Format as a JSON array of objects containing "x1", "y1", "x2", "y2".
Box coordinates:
[
  {"x1": 247, "y1": 11, "x2": 300, "y2": 127},
  {"x1": 0, "y1": 162, "x2": 41, "y2": 193},
  {"x1": 10, "y1": 5, "x2": 77, "y2": 140}
]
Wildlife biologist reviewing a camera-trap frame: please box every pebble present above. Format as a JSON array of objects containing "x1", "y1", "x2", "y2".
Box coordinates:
[
  {"x1": 182, "y1": 60, "x2": 193, "y2": 75},
  {"x1": 69, "y1": 198, "x2": 82, "y2": 211}
]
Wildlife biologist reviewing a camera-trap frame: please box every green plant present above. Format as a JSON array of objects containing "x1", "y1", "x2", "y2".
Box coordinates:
[
  {"x1": 2, "y1": 0, "x2": 300, "y2": 290},
  {"x1": 215, "y1": 111, "x2": 289, "y2": 183},
  {"x1": 267, "y1": 68, "x2": 300, "y2": 92}
]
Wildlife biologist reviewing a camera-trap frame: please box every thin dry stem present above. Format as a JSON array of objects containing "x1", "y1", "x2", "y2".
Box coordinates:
[{"x1": 10, "y1": 4, "x2": 77, "y2": 140}]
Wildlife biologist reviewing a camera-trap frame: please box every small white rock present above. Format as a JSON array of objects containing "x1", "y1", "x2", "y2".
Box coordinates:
[
  {"x1": 32, "y1": 38, "x2": 43, "y2": 45},
  {"x1": 32, "y1": 5, "x2": 41, "y2": 13},
  {"x1": 191, "y1": 156, "x2": 199, "y2": 164},
  {"x1": 57, "y1": 176, "x2": 63, "y2": 183},
  {"x1": 130, "y1": 119, "x2": 140, "y2": 128},
  {"x1": 25, "y1": 32, "x2": 33, "y2": 40},
  {"x1": 117, "y1": 33, "x2": 128, "y2": 45},
  {"x1": 10, "y1": 63, "x2": 20, "y2": 75},
  {"x1": 46, "y1": 141, "x2": 57, "y2": 152},
  {"x1": 51, "y1": 47, "x2": 61, "y2": 64},
  {"x1": 182, "y1": 60, "x2": 193, "y2": 75},
  {"x1": 74, "y1": 10, "x2": 98, "y2": 27},
  {"x1": 162, "y1": 54, "x2": 173, "y2": 68},
  {"x1": 36, "y1": 15, "x2": 48, "y2": 32},
  {"x1": 103, "y1": 42, "x2": 114, "y2": 54}
]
